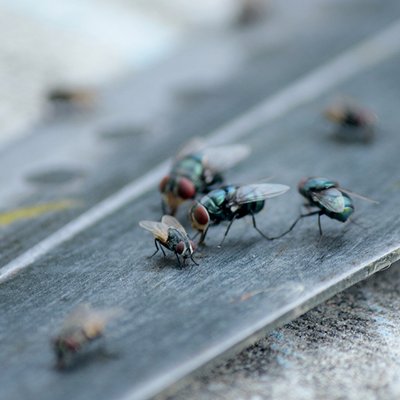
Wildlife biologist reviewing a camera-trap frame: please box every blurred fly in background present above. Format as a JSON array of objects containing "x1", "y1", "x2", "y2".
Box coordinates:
[
  {"x1": 0, "y1": 0, "x2": 268, "y2": 147},
  {"x1": 52, "y1": 304, "x2": 120, "y2": 369},
  {"x1": 160, "y1": 139, "x2": 250, "y2": 215},
  {"x1": 324, "y1": 98, "x2": 377, "y2": 143}
]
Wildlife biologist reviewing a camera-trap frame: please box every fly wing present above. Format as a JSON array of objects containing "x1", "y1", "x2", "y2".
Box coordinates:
[
  {"x1": 202, "y1": 144, "x2": 251, "y2": 173},
  {"x1": 175, "y1": 137, "x2": 206, "y2": 160},
  {"x1": 311, "y1": 188, "x2": 345, "y2": 213},
  {"x1": 61, "y1": 304, "x2": 92, "y2": 331},
  {"x1": 161, "y1": 215, "x2": 188, "y2": 235},
  {"x1": 339, "y1": 188, "x2": 379, "y2": 204},
  {"x1": 139, "y1": 220, "x2": 169, "y2": 242},
  {"x1": 81, "y1": 307, "x2": 121, "y2": 339},
  {"x1": 233, "y1": 183, "x2": 290, "y2": 205},
  {"x1": 60, "y1": 304, "x2": 120, "y2": 337}
]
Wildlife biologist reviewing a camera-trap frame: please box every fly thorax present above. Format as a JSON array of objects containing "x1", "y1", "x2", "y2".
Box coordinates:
[
  {"x1": 174, "y1": 156, "x2": 203, "y2": 190},
  {"x1": 167, "y1": 228, "x2": 183, "y2": 247},
  {"x1": 201, "y1": 190, "x2": 227, "y2": 222},
  {"x1": 167, "y1": 228, "x2": 190, "y2": 255}
]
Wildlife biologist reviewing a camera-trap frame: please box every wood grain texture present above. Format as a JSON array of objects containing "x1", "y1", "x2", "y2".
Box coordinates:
[{"x1": 1, "y1": 1, "x2": 400, "y2": 400}]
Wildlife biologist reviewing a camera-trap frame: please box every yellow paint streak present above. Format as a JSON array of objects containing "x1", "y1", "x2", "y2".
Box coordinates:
[{"x1": 0, "y1": 200, "x2": 79, "y2": 226}]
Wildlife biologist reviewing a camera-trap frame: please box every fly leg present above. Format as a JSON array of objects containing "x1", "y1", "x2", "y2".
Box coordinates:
[
  {"x1": 191, "y1": 231, "x2": 200, "y2": 240},
  {"x1": 318, "y1": 212, "x2": 323, "y2": 236},
  {"x1": 150, "y1": 239, "x2": 160, "y2": 257},
  {"x1": 161, "y1": 199, "x2": 167, "y2": 215},
  {"x1": 218, "y1": 215, "x2": 238, "y2": 248},
  {"x1": 198, "y1": 227, "x2": 209, "y2": 245},
  {"x1": 273, "y1": 210, "x2": 321, "y2": 239},
  {"x1": 190, "y1": 255, "x2": 199, "y2": 266},
  {"x1": 347, "y1": 217, "x2": 367, "y2": 230},
  {"x1": 175, "y1": 252, "x2": 182, "y2": 268},
  {"x1": 301, "y1": 202, "x2": 314, "y2": 213},
  {"x1": 251, "y1": 213, "x2": 274, "y2": 241},
  {"x1": 151, "y1": 239, "x2": 166, "y2": 258}
]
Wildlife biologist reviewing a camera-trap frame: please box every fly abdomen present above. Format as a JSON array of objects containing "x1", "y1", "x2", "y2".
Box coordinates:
[
  {"x1": 324, "y1": 192, "x2": 354, "y2": 222},
  {"x1": 232, "y1": 200, "x2": 265, "y2": 219}
]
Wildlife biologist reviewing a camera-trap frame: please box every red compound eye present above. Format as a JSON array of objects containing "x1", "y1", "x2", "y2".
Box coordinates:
[
  {"x1": 176, "y1": 241, "x2": 185, "y2": 254},
  {"x1": 193, "y1": 205, "x2": 209, "y2": 226},
  {"x1": 159, "y1": 175, "x2": 170, "y2": 193},
  {"x1": 298, "y1": 177, "x2": 307, "y2": 191},
  {"x1": 177, "y1": 177, "x2": 195, "y2": 200}
]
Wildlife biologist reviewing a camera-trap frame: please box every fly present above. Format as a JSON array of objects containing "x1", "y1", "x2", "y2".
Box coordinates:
[
  {"x1": 324, "y1": 99, "x2": 377, "y2": 142},
  {"x1": 189, "y1": 183, "x2": 290, "y2": 246},
  {"x1": 159, "y1": 138, "x2": 250, "y2": 215},
  {"x1": 278, "y1": 177, "x2": 377, "y2": 236},
  {"x1": 139, "y1": 215, "x2": 197, "y2": 267},
  {"x1": 52, "y1": 304, "x2": 119, "y2": 369}
]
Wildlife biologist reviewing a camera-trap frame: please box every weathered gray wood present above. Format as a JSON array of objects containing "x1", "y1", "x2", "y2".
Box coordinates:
[{"x1": 1, "y1": 2, "x2": 400, "y2": 400}]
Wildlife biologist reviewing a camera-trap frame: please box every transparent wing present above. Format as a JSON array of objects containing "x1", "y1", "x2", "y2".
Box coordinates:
[
  {"x1": 234, "y1": 183, "x2": 290, "y2": 205},
  {"x1": 139, "y1": 220, "x2": 169, "y2": 242},
  {"x1": 61, "y1": 304, "x2": 92, "y2": 330},
  {"x1": 339, "y1": 188, "x2": 379, "y2": 204},
  {"x1": 61, "y1": 304, "x2": 121, "y2": 337},
  {"x1": 202, "y1": 144, "x2": 251, "y2": 172},
  {"x1": 175, "y1": 137, "x2": 206, "y2": 160},
  {"x1": 311, "y1": 188, "x2": 345, "y2": 213},
  {"x1": 161, "y1": 215, "x2": 188, "y2": 235}
]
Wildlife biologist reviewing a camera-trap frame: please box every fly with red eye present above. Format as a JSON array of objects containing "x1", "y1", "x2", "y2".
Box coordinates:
[
  {"x1": 139, "y1": 215, "x2": 198, "y2": 267},
  {"x1": 159, "y1": 138, "x2": 251, "y2": 215},
  {"x1": 52, "y1": 304, "x2": 120, "y2": 369},
  {"x1": 189, "y1": 183, "x2": 290, "y2": 246}
]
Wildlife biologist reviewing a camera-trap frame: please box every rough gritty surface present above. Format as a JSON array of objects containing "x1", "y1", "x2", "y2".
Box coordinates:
[{"x1": 161, "y1": 264, "x2": 400, "y2": 400}]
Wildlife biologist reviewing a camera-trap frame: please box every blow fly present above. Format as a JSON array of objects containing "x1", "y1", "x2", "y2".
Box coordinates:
[
  {"x1": 160, "y1": 139, "x2": 250, "y2": 215},
  {"x1": 189, "y1": 183, "x2": 290, "y2": 245},
  {"x1": 47, "y1": 88, "x2": 95, "y2": 108},
  {"x1": 280, "y1": 177, "x2": 376, "y2": 236},
  {"x1": 139, "y1": 215, "x2": 197, "y2": 267},
  {"x1": 324, "y1": 99, "x2": 376, "y2": 142},
  {"x1": 52, "y1": 304, "x2": 119, "y2": 369}
]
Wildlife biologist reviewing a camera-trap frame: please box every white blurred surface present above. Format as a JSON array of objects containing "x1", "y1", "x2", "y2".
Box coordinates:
[{"x1": 0, "y1": 0, "x2": 264, "y2": 145}]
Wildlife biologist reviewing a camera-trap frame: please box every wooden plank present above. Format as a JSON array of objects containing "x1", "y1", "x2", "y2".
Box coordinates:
[{"x1": 1, "y1": 3, "x2": 400, "y2": 400}]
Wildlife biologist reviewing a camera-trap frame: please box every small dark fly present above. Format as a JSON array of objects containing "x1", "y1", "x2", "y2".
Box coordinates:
[
  {"x1": 160, "y1": 139, "x2": 250, "y2": 215},
  {"x1": 47, "y1": 88, "x2": 95, "y2": 107},
  {"x1": 189, "y1": 183, "x2": 290, "y2": 246},
  {"x1": 237, "y1": 0, "x2": 264, "y2": 25},
  {"x1": 52, "y1": 304, "x2": 119, "y2": 369},
  {"x1": 279, "y1": 177, "x2": 377, "y2": 236},
  {"x1": 324, "y1": 100, "x2": 377, "y2": 142},
  {"x1": 139, "y1": 215, "x2": 197, "y2": 267}
]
